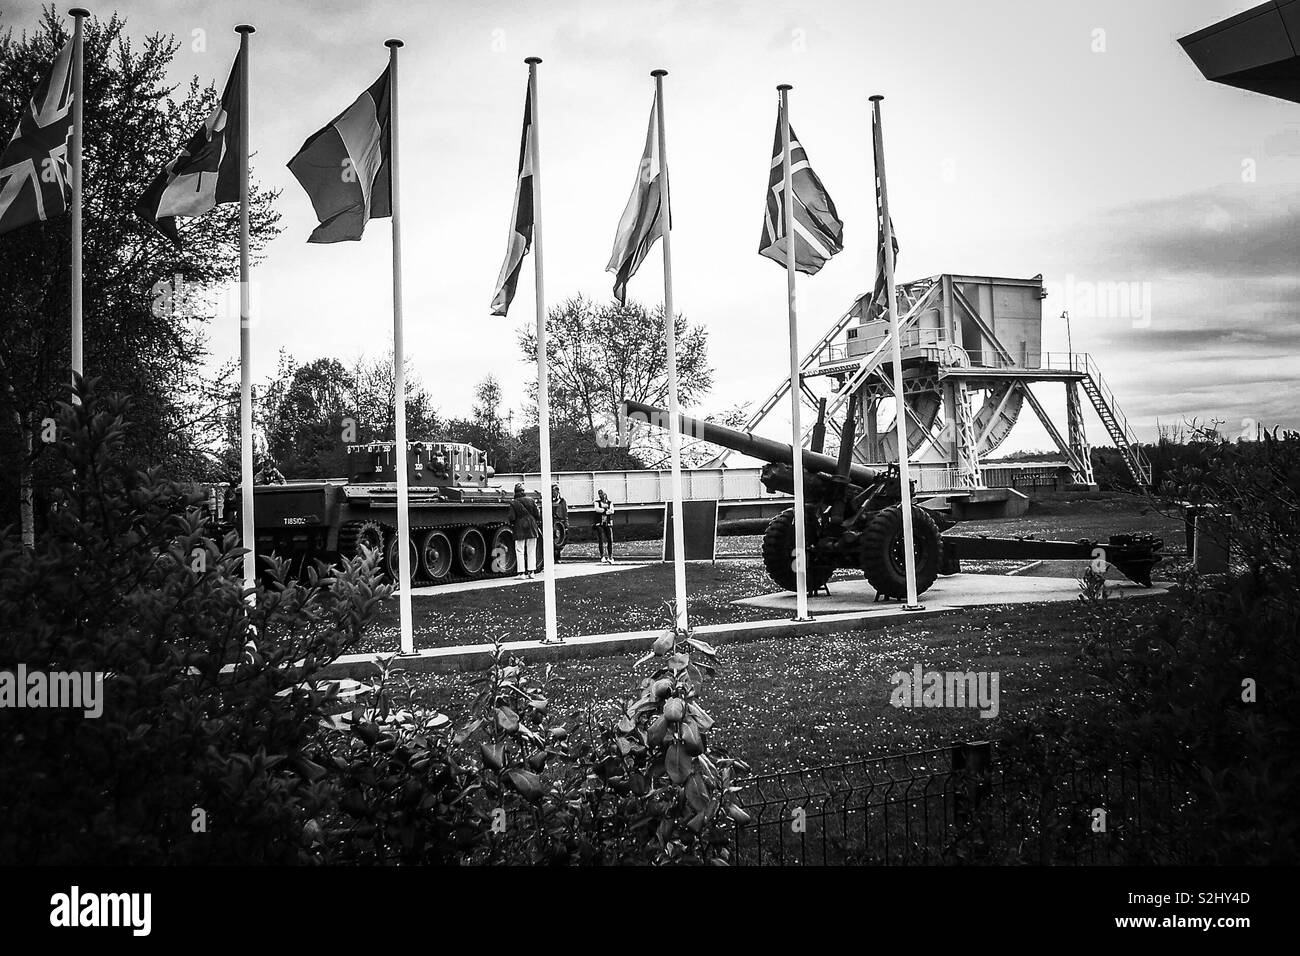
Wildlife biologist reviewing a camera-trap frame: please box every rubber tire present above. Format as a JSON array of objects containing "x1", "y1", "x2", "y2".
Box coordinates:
[
  {"x1": 385, "y1": 532, "x2": 420, "y2": 586},
  {"x1": 455, "y1": 527, "x2": 488, "y2": 575},
  {"x1": 488, "y1": 527, "x2": 516, "y2": 575},
  {"x1": 419, "y1": 529, "x2": 453, "y2": 581},
  {"x1": 761, "y1": 507, "x2": 835, "y2": 594},
  {"x1": 860, "y1": 505, "x2": 942, "y2": 600}
]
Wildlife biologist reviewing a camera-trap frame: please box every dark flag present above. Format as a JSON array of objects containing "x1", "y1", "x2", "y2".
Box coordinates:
[
  {"x1": 490, "y1": 84, "x2": 533, "y2": 316},
  {"x1": 288, "y1": 70, "x2": 391, "y2": 243},
  {"x1": 606, "y1": 92, "x2": 666, "y2": 304},
  {"x1": 758, "y1": 116, "x2": 843, "y2": 275},
  {"x1": 136, "y1": 51, "x2": 242, "y2": 246},
  {"x1": 0, "y1": 40, "x2": 74, "y2": 236},
  {"x1": 864, "y1": 107, "x2": 900, "y2": 320}
]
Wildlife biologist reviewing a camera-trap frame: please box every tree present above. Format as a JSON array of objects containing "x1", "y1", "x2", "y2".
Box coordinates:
[
  {"x1": 517, "y1": 296, "x2": 713, "y2": 467},
  {"x1": 443, "y1": 375, "x2": 527, "y2": 473},
  {"x1": 218, "y1": 350, "x2": 441, "y2": 479},
  {"x1": 345, "y1": 350, "x2": 440, "y2": 447},
  {"x1": 0, "y1": 8, "x2": 281, "y2": 540}
]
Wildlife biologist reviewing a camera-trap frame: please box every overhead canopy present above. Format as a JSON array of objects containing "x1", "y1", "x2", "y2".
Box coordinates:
[{"x1": 1180, "y1": 0, "x2": 1300, "y2": 103}]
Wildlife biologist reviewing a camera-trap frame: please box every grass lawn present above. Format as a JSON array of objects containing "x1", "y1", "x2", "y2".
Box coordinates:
[
  {"x1": 353, "y1": 561, "x2": 781, "y2": 653},
  {"x1": 377, "y1": 595, "x2": 1171, "y2": 774},
  {"x1": 353, "y1": 489, "x2": 1182, "y2": 653}
]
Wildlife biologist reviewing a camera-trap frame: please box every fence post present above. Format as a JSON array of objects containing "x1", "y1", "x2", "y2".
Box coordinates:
[{"x1": 952, "y1": 740, "x2": 992, "y2": 828}]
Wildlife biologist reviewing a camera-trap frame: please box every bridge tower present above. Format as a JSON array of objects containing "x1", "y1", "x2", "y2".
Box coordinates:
[{"x1": 714, "y1": 273, "x2": 1150, "y2": 490}]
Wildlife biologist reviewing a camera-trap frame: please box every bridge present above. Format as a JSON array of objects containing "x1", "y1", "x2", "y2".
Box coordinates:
[{"x1": 494, "y1": 463, "x2": 1066, "y2": 527}]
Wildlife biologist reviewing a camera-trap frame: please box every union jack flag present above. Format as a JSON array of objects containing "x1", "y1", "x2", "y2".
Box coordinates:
[{"x1": 0, "y1": 40, "x2": 74, "y2": 236}]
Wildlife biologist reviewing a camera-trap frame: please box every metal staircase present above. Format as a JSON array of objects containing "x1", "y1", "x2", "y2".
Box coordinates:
[{"x1": 1076, "y1": 354, "x2": 1151, "y2": 486}]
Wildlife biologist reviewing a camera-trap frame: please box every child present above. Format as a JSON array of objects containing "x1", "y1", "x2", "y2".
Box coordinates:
[{"x1": 593, "y1": 489, "x2": 615, "y2": 564}]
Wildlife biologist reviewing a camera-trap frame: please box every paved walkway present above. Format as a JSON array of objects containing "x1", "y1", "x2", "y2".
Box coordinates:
[{"x1": 404, "y1": 560, "x2": 647, "y2": 597}]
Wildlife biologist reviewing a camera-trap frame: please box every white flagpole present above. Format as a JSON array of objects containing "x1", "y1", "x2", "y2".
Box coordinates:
[
  {"x1": 871, "y1": 94, "x2": 921, "y2": 608},
  {"x1": 236, "y1": 25, "x2": 257, "y2": 599},
  {"x1": 778, "y1": 84, "x2": 811, "y2": 622},
  {"x1": 652, "y1": 69, "x2": 689, "y2": 634},
  {"x1": 528, "y1": 56, "x2": 559, "y2": 645},
  {"x1": 70, "y1": 8, "x2": 87, "y2": 393},
  {"x1": 387, "y1": 38, "x2": 415, "y2": 654}
]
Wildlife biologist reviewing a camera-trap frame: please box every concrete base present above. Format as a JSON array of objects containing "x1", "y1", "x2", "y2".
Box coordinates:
[
  {"x1": 734, "y1": 572, "x2": 1166, "y2": 614},
  {"x1": 403, "y1": 560, "x2": 645, "y2": 598},
  {"x1": 317, "y1": 603, "x2": 948, "y2": 679}
]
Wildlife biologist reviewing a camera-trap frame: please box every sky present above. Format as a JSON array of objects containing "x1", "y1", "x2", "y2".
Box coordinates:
[{"x1": 7, "y1": 0, "x2": 1299, "y2": 452}]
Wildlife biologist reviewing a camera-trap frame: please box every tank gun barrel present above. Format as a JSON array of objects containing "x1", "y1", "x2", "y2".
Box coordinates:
[{"x1": 621, "y1": 400, "x2": 884, "y2": 487}]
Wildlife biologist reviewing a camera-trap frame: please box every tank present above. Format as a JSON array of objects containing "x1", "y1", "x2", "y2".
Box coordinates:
[
  {"x1": 236, "y1": 440, "x2": 561, "y2": 585},
  {"x1": 623, "y1": 400, "x2": 1163, "y2": 598}
]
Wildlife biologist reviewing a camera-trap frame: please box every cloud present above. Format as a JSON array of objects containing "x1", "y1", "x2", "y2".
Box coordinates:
[{"x1": 1076, "y1": 183, "x2": 1300, "y2": 280}]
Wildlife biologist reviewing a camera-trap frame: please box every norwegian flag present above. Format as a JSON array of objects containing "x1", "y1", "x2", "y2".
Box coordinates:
[
  {"x1": 0, "y1": 40, "x2": 75, "y2": 236},
  {"x1": 757, "y1": 113, "x2": 843, "y2": 276}
]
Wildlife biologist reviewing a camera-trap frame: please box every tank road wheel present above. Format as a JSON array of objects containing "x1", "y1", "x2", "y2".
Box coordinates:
[
  {"x1": 346, "y1": 520, "x2": 385, "y2": 559},
  {"x1": 455, "y1": 527, "x2": 488, "y2": 575},
  {"x1": 860, "y1": 505, "x2": 942, "y2": 600},
  {"x1": 419, "y1": 529, "x2": 454, "y2": 582},
  {"x1": 385, "y1": 532, "x2": 420, "y2": 586},
  {"x1": 488, "y1": 527, "x2": 516, "y2": 575},
  {"x1": 761, "y1": 507, "x2": 835, "y2": 594}
]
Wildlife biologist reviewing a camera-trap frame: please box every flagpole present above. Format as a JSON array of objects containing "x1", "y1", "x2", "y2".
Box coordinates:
[
  {"x1": 652, "y1": 69, "x2": 689, "y2": 634},
  {"x1": 527, "y1": 56, "x2": 559, "y2": 645},
  {"x1": 386, "y1": 39, "x2": 415, "y2": 654},
  {"x1": 870, "y1": 94, "x2": 921, "y2": 609},
  {"x1": 235, "y1": 25, "x2": 257, "y2": 600},
  {"x1": 778, "y1": 84, "x2": 812, "y2": 621},
  {"x1": 69, "y1": 8, "x2": 88, "y2": 392}
]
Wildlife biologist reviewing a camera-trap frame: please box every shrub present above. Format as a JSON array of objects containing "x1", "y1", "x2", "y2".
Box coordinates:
[
  {"x1": 989, "y1": 430, "x2": 1300, "y2": 864},
  {"x1": 0, "y1": 381, "x2": 387, "y2": 864}
]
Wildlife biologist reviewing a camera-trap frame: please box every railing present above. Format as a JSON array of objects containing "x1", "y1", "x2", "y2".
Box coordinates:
[
  {"x1": 730, "y1": 742, "x2": 1191, "y2": 865},
  {"x1": 494, "y1": 468, "x2": 784, "y2": 508},
  {"x1": 1078, "y1": 354, "x2": 1152, "y2": 483}
]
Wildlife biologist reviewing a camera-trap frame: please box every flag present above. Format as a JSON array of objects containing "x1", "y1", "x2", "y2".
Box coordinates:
[
  {"x1": 490, "y1": 84, "x2": 532, "y2": 316},
  {"x1": 287, "y1": 69, "x2": 391, "y2": 243},
  {"x1": 606, "y1": 93, "x2": 666, "y2": 305},
  {"x1": 758, "y1": 115, "x2": 843, "y2": 275},
  {"x1": 136, "y1": 51, "x2": 242, "y2": 246},
  {"x1": 0, "y1": 40, "x2": 74, "y2": 236},
  {"x1": 865, "y1": 108, "x2": 899, "y2": 320}
]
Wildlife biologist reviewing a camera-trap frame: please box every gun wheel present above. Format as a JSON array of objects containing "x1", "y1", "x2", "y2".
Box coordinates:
[
  {"x1": 761, "y1": 507, "x2": 835, "y2": 594},
  {"x1": 860, "y1": 505, "x2": 942, "y2": 600}
]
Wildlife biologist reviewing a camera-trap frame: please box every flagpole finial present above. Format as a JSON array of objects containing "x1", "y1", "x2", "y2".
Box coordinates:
[
  {"x1": 525, "y1": 56, "x2": 542, "y2": 64},
  {"x1": 776, "y1": 83, "x2": 792, "y2": 91},
  {"x1": 235, "y1": 24, "x2": 255, "y2": 34},
  {"x1": 69, "y1": 7, "x2": 89, "y2": 16},
  {"x1": 651, "y1": 69, "x2": 668, "y2": 77},
  {"x1": 869, "y1": 94, "x2": 884, "y2": 102},
  {"x1": 385, "y1": 38, "x2": 404, "y2": 48}
]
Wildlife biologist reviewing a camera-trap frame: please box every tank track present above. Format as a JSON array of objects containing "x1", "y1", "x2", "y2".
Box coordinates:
[{"x1": 364, "y1": 518, "x2": 516, "y2": 587}]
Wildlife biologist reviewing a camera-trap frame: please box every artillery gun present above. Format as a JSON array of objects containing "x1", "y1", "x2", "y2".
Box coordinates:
[{"x1": 622, "y1": 399, "x2": 1162, "y2": 599}]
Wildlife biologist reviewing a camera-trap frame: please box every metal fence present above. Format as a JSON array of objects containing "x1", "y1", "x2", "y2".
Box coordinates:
[
  {"x1": 495, "y1": 468, "x2": 783, "y2": 508},
  {"x1": 497, "y1": 465, "x2": 978, "y2": 505},
  {"x1": 730, "y1": 742, "x2": 1192, "y2": 865}
]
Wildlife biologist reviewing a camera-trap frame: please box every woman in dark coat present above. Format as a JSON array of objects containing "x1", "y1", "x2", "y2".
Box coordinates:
[{"x1": 509, "y1": 483, "x2": 542, "y2": 579}]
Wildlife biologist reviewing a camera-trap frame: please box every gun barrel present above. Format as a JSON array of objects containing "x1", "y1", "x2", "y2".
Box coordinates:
[{"x1": 622, "y1": 400, "x2": 883, "y2": 486}]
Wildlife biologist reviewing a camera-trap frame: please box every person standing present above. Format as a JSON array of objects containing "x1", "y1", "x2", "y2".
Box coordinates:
[
  {"x1": 551, "y1": 483, "x2": 569, "y2": 559},
  {"x1": 509, "y1": 482, "x2": 541, "y2": 579},
  {"x1": 593, "y1": 488, "x2": 615, "y2": 564}
]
